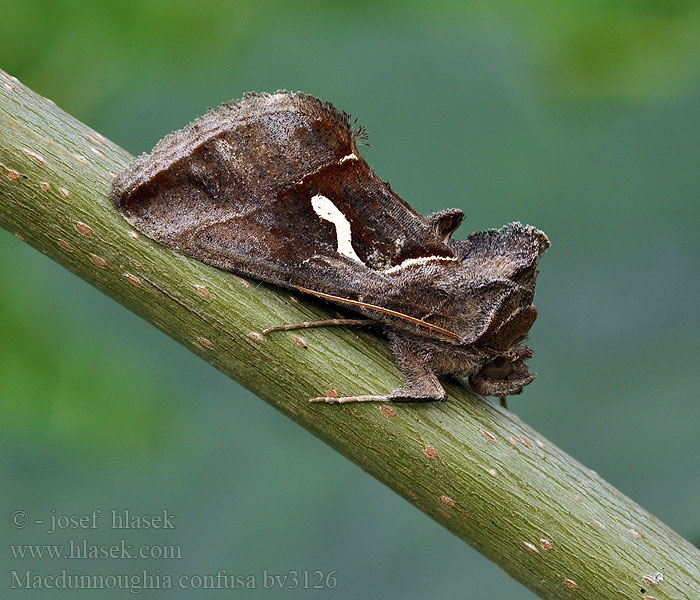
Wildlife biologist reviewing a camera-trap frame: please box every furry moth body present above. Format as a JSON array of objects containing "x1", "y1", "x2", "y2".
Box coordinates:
[{"x1": 111, "y1": 91, "x2": 549, "y2": 403}]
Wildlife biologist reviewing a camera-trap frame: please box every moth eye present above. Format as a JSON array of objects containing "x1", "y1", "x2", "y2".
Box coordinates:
[{"x1": 481, "y1": 356, "x2": 513, "y2": 380}]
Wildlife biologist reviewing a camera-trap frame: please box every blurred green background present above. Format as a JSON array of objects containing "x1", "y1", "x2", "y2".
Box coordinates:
[{"x1": 2, "y1": 1, "x2": 699, "y2": 598}]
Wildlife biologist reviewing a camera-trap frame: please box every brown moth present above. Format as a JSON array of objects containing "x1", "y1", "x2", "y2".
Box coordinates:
[{"x1": 111, "y1": 91, "x2": 549, "y2": 404}]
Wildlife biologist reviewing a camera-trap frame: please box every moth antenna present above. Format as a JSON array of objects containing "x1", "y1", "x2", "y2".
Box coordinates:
[{"x1": 293, "y1": 285, "x2": 461, "y2": 341}]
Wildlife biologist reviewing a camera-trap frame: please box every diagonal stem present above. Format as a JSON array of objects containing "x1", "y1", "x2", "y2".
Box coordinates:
[{"x1": 1, "y1": 69, "x2": 698, "y2": 600}]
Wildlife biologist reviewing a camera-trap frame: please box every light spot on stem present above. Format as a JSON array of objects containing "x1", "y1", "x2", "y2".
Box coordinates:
[
  {"x1": 482, "y1": 430, "x2": 496, "y2": 442},
  {"x1": 75, "y1": 222, "x2": 93, "y2": 236},
  {"x1": 89, "y1": 254, "x2": 107, "y2": 268},
  {"x1": 125, "y1": 273, "x2": 142, "y2": 287},
  {"x1": 197, "y1": 337, "x2": 214, "y2": 349},
  {"x1": 423, "y1": 446, "x2": 439, "y2": 459},
  {"x1": 563, "y1": 578, "x2": 579, "y2": 590},
  {"x1": 439, "y1": 495, "x2": 455, "y2": 508},
  {"x1": 23, "y1": 149, "x2": 46, "y2": 164}
]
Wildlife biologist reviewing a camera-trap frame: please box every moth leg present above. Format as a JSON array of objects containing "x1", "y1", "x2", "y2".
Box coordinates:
[
  {"x1": 470, "y1": 372, "x2": 536, "y2": 397},
  {"x1": 499, "y1": 396, "x2": 508, "y2": 409},
  {"x1": 309, "y1": 332, "x2": 446, "y2": 404},
  {"x1": 386, "y1": 332, "x2": 446, "y2": 402},
  {"x1": 261, "y1": 319, "x2": 373, "y2": 335},
  {"x1": 268, "y1": 318, "x2": 385, "y2": 404},
  {"x1": 309, "y1": 394, "x2": 392, "y2": 404}
]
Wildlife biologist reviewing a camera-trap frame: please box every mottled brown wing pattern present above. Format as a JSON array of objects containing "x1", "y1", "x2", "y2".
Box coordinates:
[
  {"x1": 112, "y1": 91, "x2": 463, "y2": 335},
  {"x1": 112, "y1": 91, "x2": 550, "y2": 402},
  {"x1": 113, "y1": 92, "x2": 450, "y2": 273}
]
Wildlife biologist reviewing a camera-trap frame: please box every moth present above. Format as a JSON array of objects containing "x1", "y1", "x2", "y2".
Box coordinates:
[{"x1": 111, "y1": 91, "x2": 549, "y2": 404}]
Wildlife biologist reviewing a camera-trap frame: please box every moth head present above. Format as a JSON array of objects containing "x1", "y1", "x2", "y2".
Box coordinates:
[
  {"x1": 479, "y1": 355, "x2": 513, "y2": 380},
  {"x1": 451, "y1": 222, "x2": 548, "y2": 396},
  {"x1": 468, "y1": 295, "x2": 540, "y2": 396},
  {"x1": 469, "y1": 345, "x2": 536, "y2": 396}
]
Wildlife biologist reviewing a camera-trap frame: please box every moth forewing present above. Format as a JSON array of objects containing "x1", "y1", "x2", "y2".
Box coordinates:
[{"x1": 111, "y1": 90, "x2": 549, "y2": 404}]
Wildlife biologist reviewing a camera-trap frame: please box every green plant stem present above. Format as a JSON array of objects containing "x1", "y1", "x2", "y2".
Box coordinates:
[{"x1": 1, "y1": 69, "x2": 698, "y2": 600}]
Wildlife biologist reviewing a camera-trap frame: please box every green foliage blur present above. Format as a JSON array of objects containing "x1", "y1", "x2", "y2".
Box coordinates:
[{"x1": 1, "y1": 1, "x2": 699, "y2": 598}]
